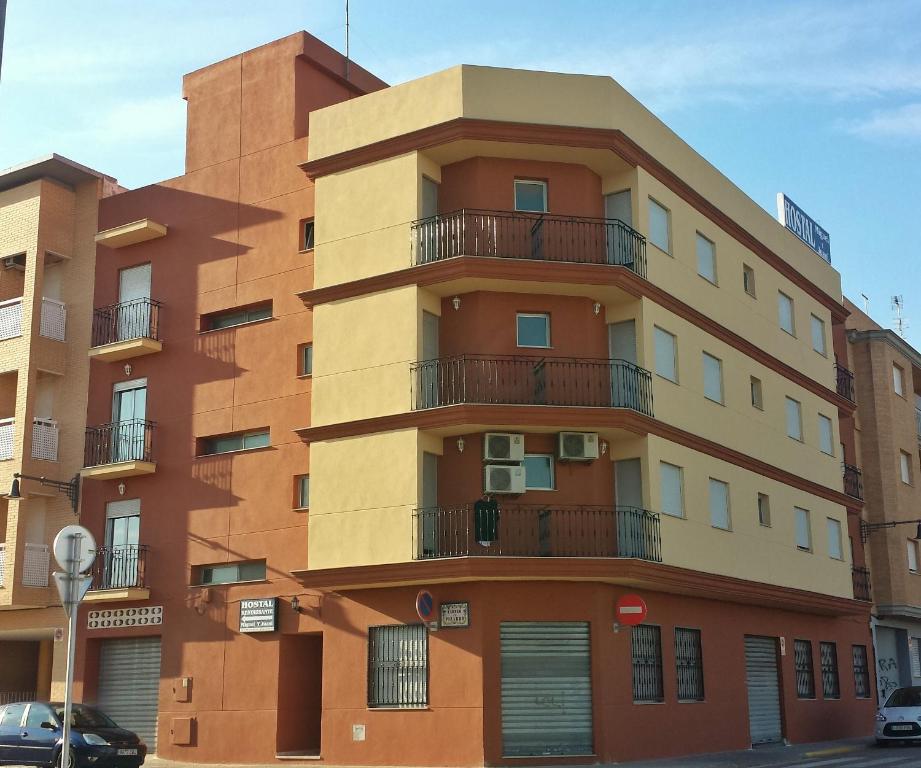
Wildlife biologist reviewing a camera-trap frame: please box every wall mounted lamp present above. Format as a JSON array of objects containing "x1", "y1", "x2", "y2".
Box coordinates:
[
  {"x1": 124, "y1": 363, "x2": 133, "y2": 377},
  {"x1": 860, "y1": 518, "x2": 921, "y2": 543},
  {"x1": 452, "y1": 296, "x2": 461, "y2": 311},
  {"x1": 593, "y1": 302, "x2": 602, "y2": 316},
  {"x1": 456, "y1": 436, "x2": 465, "y2": 453},
  {"x1": 117, "y1": 482, "x2": 127, "y2": 496},
  {"x1": 291, "y1": 595, "x2": 301, "y2": 613},
  {"x1": 4, "y1": 472, "x2": 81, "y2": 514}
]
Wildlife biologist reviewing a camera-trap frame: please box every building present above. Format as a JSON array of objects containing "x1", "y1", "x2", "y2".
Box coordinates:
[
  {"x1": 845, "y1": 299, "x2": 921, "y2": 702},
  {"x1": 0, "y1": 154, "x2": 118, "y2": 704},
  {"x1": 74, "y1": 33, "x2": 874, "y2": 764}
]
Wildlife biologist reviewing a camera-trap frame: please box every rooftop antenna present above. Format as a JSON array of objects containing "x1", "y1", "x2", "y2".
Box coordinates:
[
  {"x1": 892, "y1": 295, "x2": 909, "y2": 338},
  {"x1": 861, "y1": 293, "x2": 870, "y2": 315},
  {"x1": 345, "y1": 0, "x2": 350, "y2": 82}
]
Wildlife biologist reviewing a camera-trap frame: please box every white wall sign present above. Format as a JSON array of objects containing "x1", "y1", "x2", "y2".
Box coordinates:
[{"x1": 439, "y1": 601, "x2": 470, "y2": 628}]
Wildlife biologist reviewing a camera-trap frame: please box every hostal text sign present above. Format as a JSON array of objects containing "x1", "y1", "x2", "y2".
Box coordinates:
[{"x1": 240, "y1": 598, "x2": 278, "y2": 633}]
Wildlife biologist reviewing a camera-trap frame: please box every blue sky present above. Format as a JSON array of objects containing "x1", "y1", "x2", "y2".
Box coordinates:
[{"x1": 2, "y1": 0, "x2": 920, "y2": 346}]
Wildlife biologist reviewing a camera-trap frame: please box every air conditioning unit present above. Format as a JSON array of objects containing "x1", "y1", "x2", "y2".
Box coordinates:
[
  {"x1": 558, "y1": 432, "x2": 600, "y2": 461},
  {"x1": 3, "y1": 255, "x2": 25, "y2": 272},
  {"x1": 484, "y1": 464, "x2": 525, "y2": 494},
  {"x1": 483, "y1": 432, "x2": 525, "y2": 462}
]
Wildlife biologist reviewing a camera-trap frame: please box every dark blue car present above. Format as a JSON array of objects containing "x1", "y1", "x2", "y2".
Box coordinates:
[{"x1": 0, "y1": 702, "x2": 146, "y2": 767}]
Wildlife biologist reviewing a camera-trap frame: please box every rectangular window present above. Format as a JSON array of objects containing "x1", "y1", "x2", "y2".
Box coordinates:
[
  {"x1": 696, "y1": 233, "x2": 717, "y2": 284},
  {"x1": 709, "y1": 478, "x2": 731, "y2": 530},
  {"x1": 300, "y1": 343, "x2": 313, "y2": 376},
  {"x1": 826, "y1": 517, "x2": 843, "y2": 560},
  {"x1": 201, "y1": 430, "x2": 270, "y2": 456},
  {"x1": 196, "y1": 560, "x2": 266, "y2": 585},
  {"x1": 523, "y1": 454, "x2": 554, "y2": 490},
  {"x1": 901, "y1": 451, "x2": 912, "y2": 484},
  {"x1": 785, "y1": 397, "x2": 803, "y2": 441},
  {"x1": 632, "y1": 624, "x2": 664, "y2": 703},
  {"x1": 742, "y1": 264, "x2": 756, "y2": 297},
  {"x1": 795, "y1": 507, "x2": 812, "y2": 551},
  {"x1": 654, "y1": 326, "x2": 678, "y2": 382},
  {"x1": 852, "y1": 645, "x2": 871, "y2": 698},
  {"x1": 659, "y1": 462, "x2": 684, "y2": 518},
  {"x1": 778, "y1": 291, "x2": 795, "y2": 336},
  {"x1": 820, "y1": 641, "x2": 840, "y2": 699},
  {"x1": 516, "y1": 313, "x2": 550, "y2": 348},
  {"x1": 368, "y1": 624, "x2": 428, "y2": 708},
  {"x1": 908, "y1": 539, "x2": 919, "y2": 573},
  {"x1": 811, "y1": 314, "x2": 827, "y2": 356},
  {"x1": 514, "y1": 180, "x2": 547, "y2": 212},
  {"x1": 818, "y1": 414, "x2": 834, "y2": 455},
  {"x1": 894, "y1": 363, "x2": 905, "y2": 396},
  {"x1": 301, "y1": 218, "x2": 315, "y2": 251},
  {"x1": 794, "y1": 639, "x2": 816, "y2": 699},
  {"x1": 757, "y1": 493, "x2": 771, "y2": 527},
  {"x1": 204, "y1": 303, "x2": 272, "y2": 331},
  {"x1": 648, "y1": 198, "x2": 671, "y2": 254},
  {"x1": 702, "y1": 352, "x2": 723, "y2": 404},
  {"x1": 675, "y1": 628, "x2": 705, "y2": 702},
  {"x1": 297, "y1": 475, "x2": 310, "y2": 509},
  {"x1": 750, "y1": 376, "x2": 763, "y2": 409}
]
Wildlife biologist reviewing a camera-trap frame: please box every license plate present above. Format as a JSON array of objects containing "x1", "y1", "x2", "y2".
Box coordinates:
[
  {"x1": 117, "y1": 748, "x2": 138, "y2": 755},
  {"x1": 891, "y1": 724, "x2": 914, "y2": 731}
]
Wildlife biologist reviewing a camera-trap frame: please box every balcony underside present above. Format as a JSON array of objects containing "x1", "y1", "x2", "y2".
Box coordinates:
[
  {"x1": 95, "y1": 218, "x2": 167, "y2": 248},
  {"x1": 88, "y1": 337, "x2": 162, "y2": 362},
  {"x1": 83, "y1": 587, "x2": 150, "y2": 603},
  {"x1": 81, "y1": 460, "x2": 156, "y2": 480}
]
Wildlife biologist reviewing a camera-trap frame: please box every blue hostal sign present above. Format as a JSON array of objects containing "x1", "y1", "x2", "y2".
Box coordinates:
[{"x1": 777, "y1": 193, "x2": 831, "y2": 264}]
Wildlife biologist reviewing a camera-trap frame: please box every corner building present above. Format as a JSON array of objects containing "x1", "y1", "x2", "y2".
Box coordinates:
[{"x1": 76, "y1": 34, "x2": 873, "y2": 764}]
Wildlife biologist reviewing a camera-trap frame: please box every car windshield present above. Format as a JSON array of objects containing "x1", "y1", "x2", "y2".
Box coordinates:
[
  {"x1": 885, "y1": 687, "x2": 921, "y2": 708},
  {"x1": 52, "y1": 704, "x2": 117, "y2": 728}
]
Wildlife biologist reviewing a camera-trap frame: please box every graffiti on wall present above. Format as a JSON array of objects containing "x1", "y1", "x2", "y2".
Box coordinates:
[{"x1": 879, "y1": 656, "x2": 900, "y2": 701}]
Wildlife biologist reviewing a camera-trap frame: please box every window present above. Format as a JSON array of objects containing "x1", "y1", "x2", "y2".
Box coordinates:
[
  {"x1": 827, "y1": 517, "x2": 843, "y2": 560},
  {"x1": 201, "y1": 430, "x2": 270, "y2": 455},
  {"x1": 0, "y1": 703, "x2": 26, "y2": 727},
  {"x1": 204, "y1": 303, "x2": 272, "y2": 331},
  {"x1": 300, "y1": 344, "x2": 313, "y2": 376},
  {"x1": 785, "y1": 397, "x2": 803, "y2": 441},
  {"x1": 659, "y1": 462, "x2": 684, "y2": 518},
  {"x1": 750, "y1": 376, "x2": 763, "y2": 409},
  {"x1": 820, "y1": 642, "x2": 840, "y2": 699},
  {"x1": 675, "y1": 628, "x2": 704, "y2": 702},
  {"x1": 368, "y1": 624, "x2": 428, "y2": 708},
  {"x1": 196, "y1": 560, "x2": 266, "y2": 585},
  {"x1": 631, "y1": 624, "x2": 664, "y2": 703},
  {"x1": 794, "y1": 639, "x2": 816, "y2": 699},
  {"x1": 301, "y1": 218, "x2": 315, "y2": 251},
  {"x1": 757, "y1": 493, "x2": 771, "y2": 527},
  {"x1": 795, "y1": 507, "x2": 812, "y2": 551},
  {"x1": 742, "y1": 264, "x2": 756, "y2": 297},
  {"x1": 811, "y1": 314, "x2": 827, "y2": 356},
  {"x1": 696, "y1": 233, "x2": 717, "y2": 284},
  {"x1": 648, "y1": 198, "x2": 671, "y2": 254},
  {"x1": 852, "y1": 645, "x2": 871, "y2": 698},
  {"x1": 893, "y1": 363, "x2": 905, "y2": 396},
  {"x1": 709, "y1": 478, "x2": 731, "y2": 530},
  {"x1": 514, "y1": 180, "x2": 547, "y2": 213},
  {"x1": 702, "y1": 352, "x2": 723, "y2": 404},
  {"x1": 654, "y1": 326, "x2": 678, "y2": 382},
  {"x1": 901, "y1": 451, "x2": 913, "y2": 484},
  {"x1": 523, "y1": 454, "x2": 554, "y2": 490},
  {"x1": 296, "y1": 475, "x2": 310, "y2": 509},
  {"x1": 818, "y1": 414, "x2": 834, "y2": 455},
  {"x1": 516, "y1": 313, "x2": 550, "y2": 348},
  {"x1": 908, "y1": 539, "x2": 919, "y2": 574},
  {"x1": 778, "y1": 291, "x2": 795, "y2": 335},
  {"x1": 25, "y1": 704, "x2": 55, "y2": 729}
]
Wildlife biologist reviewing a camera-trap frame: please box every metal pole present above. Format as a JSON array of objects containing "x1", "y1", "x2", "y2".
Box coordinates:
[
  {"x1": 60, "y1": 533, "x2": 81, "y2": 768},
  {"x1": 345, "y1": 0, "x2": 350, "y2": 81}
]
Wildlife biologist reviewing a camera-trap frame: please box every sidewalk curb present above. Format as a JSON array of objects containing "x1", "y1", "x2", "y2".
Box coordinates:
[{"x1": 802, "y1": 745, "x2": 860, "y2": 758}]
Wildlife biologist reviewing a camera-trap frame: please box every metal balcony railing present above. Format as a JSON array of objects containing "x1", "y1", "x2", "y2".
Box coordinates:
[
  {"x1": 90, "y1": 545, "x2": 149, "y2": 591},
  {"x1": 852, "y1": 565, "x2": 872, "y2": 602},
  {"x1": 413, "y1": 504, "x2": 661, "y2": 561},
  {"x1": 0, "y1": 298, "x2": 23, "y2": 341},
  {"x1": 411, "y1": 355, "x2": 654, "y2": 416},
  {"x1": 411, "y1": 209, "x2": 647, "y2": 278},
  {"x1": 84, "y1": 419, "x2": 155, "y2": 467},
  {"x1": 835, "y1": 362, "x2": 855, "y2": 402},
  {"x1": 92, "y1": 298, "x2": 161, "y2": 347},
  {"x1": 32, "y1": 418, "x2": 58, "y2": 461},
  {"x1": 39, "y1": 297, "x2": 66, "y2": 341},
  {"x1": 843, "y1": 463, "x2": 864, "y2": 500}
]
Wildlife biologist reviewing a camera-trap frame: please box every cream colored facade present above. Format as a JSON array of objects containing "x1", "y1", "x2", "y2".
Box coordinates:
[{"x1": 0, "y1": 156, "x2": 117, "y2": 701}]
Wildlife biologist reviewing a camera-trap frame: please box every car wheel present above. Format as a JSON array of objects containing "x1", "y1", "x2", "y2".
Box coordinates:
[{"x1": 55, "y1": 746, "x2": 77, "y2": 768}]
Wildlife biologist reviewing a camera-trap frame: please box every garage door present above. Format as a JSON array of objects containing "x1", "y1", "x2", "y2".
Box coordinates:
[
  {"x1": 97, "y1": 637, "x2": 161, "y2": 751},
  {"x1": 500, "y1": 622, "x2": 593, "y2": 757},
  {"x1": 744, "y1": 636, "x2": 783, "y2": 745}
]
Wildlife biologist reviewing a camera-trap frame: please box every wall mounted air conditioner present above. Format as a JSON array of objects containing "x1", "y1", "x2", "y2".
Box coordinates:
[
  {"x1": 558, "y1": 432, "x2": 600, "y2": 461},
  {"x1": 483, "y1": 432, "x2": 525, "y2": 462},
  {"x1": 3, "y1": 255, "x2": 26, "y2": 272},
  {"x1": 484, "y1": 464, "x2": 525, "y2": 494}
]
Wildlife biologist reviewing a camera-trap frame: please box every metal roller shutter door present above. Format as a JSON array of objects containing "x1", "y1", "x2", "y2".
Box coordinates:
[
  {"x1": 97, "y1": 637, "x2": 162, "y2": 751},
  {"x1": 744, "y1": 636, "x2": 783, "y2": 745},
  {"x1": 500, "y1": 622, "x2": 593, "y2": 757}
]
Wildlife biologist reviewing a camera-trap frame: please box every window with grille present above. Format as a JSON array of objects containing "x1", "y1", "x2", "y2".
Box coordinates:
[
  {"x1": 368, "y1": 624, "x2": 428, "y2": 708},
  {"x1": 632, "y1": 624, "x2": 664, "y2": 703},
  {"x1": 675, "y1": 628, "x2": 704, "y2": 701},
  {"x1": 852, "y1": 645, "x2": 871, "y2": 698},
  {"x1": 794, "y1": 639, "x2": 815, "y2": 699},
  {"x1": 820, "y1": 642, "x2": 840, "y2": 699}
]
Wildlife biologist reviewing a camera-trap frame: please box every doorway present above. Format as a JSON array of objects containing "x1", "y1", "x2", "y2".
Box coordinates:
[
  {"x1": 744, "y1": 636, "x2": 784, "y2": 745},
  {"x1": 111, "y1": 379, "x2": 147, "y2": 462},
  {"x1": 276, "y1": 634, "x2": 323, "y2": 757},
  {"x1": 117, "y1": 264, "x2": 152, "y2": 341},
  {"x1": 104, "y1": 500, "x2": 141, "y2": 589}
]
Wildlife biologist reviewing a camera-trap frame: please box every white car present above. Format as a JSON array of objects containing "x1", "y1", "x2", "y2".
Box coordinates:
[{"x1": 876, "y1": 686, "x2": 921, "y2": 744}]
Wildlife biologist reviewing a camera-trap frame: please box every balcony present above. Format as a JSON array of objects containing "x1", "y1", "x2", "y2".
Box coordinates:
[
  {"x1": 852, "y1": 565, "x2": 872, "y2": 602},
  {"x1": 89, "y1": 298, "x2": 162, "y2": 362},
  {"x1": 85, "y1": 545, "x2": 150, "y2": 602},
  {"x1": 843, "y1": 463, "x2": 863, "y2": 500},
  {"x1": 39, "y1": 298, "x2": 66, "y2": 341},
  {"x1": 411, "y1": 355, "x2": 654, "y2": 416},
  {"x1": 95, "y1": 218, "x2": 167, "y2": 248},
  {"x1": 411, "y1": 209, "x2": 647, "y2": 277},
  {"x1": 413, "y1": 504, "x2": 661, "y2": 561},
  {"x1": 0, "y1": 418, "x2": 13, "y2": 461},
  {"x1": 82, "y1": 419, "x2": 156, "y2": 479},
  {"x1": 0, "y1": 298, "x2": 22, "y2": 341},
  {"x1": 31, "y1": 418, "x2": 58, "y2": 461},
  {"x1": 21, "y1": 543, "x2": 50, "y2": 587},
  {"x1": 835, "y1": 362, "x2": 855, "y2": 402}
]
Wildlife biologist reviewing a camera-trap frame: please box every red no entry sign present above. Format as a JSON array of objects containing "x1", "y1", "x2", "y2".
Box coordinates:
[
  {"x1": 615, "y1": 594, "x2": 648, "y2": 626},
  {"x1": 416, "y1": 590, "x2": 436, "y2": 622}
]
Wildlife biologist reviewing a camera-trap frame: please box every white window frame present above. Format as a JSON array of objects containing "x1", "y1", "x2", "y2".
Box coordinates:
[
  {"x1": 297, "y1": 474, "x2": 310, "y2": 509},
  {"x1": 523, "y1": 453, "x2": 555, "y2": 490},
  {"x1": 513, "y1": 179, "x2": 547, "y2": 213},
  {"x1": 818, "y1": 414, "x2": 834, "y2": 455},
  {"x1": 659, "y1": 462, "x2": 685, "y2": 519},
  {"x1": 516, "y1": 313, "x2": 551, "y2": 349},
  {"x1": 894, "y1": 363, "x2": 905, "y2": 397},
  {"x1": 702, "y1": 352, "x2": 724, "y2": 404},
  {"x1": 785, "y1": 397, "x2": 803, "y2": 441},
  {"x1": 742, "y1": 264, "x2": 756, "y2": 297},
  {"x1": 300, "y1": 343, "x2": 313, "y2": 376},
  {"x1": 909, "y1": 540, "x2": 920, "y2": 574},
  {"x1": 778, "y1": 291, "x2": 796, "y2": 336},
  {"x1": 648, "y1": 197, "x2": 671, "y2": 254},
  {"x1": 654, "y1": 326, "x2": 678, "y2": 383},
  {"x1": 750, "y1": 376, "x2": 763, "y2": 410},
  {"x1": 901, "y1": 451, "x2": 913, "y2": 485},
  {"x1": 696, "y1": 232, "x2": 717, "y2": 284},
  {"x1": 810, "y1": 314, "x2": 827, "y2": 356},
  {"x1": 709, "y1": 478, "x2": 731, "y2": 531},
  {"x1": 301, "y1": 218, "x2": 315, "y2": 251},
  {"x1": 826, "y1": 517, "x2": 843, "y2": 560},
  {"x1": 757, "y1": 493, "x2": 771, "y2": 527},
  {"x1": 795, "y1": 507, "x2": 812, "y2": 552}
]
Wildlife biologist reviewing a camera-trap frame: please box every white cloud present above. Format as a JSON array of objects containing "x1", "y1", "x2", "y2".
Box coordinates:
[{"x1": 845, "y1": 103, "x2": 921, "y2": 141}]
